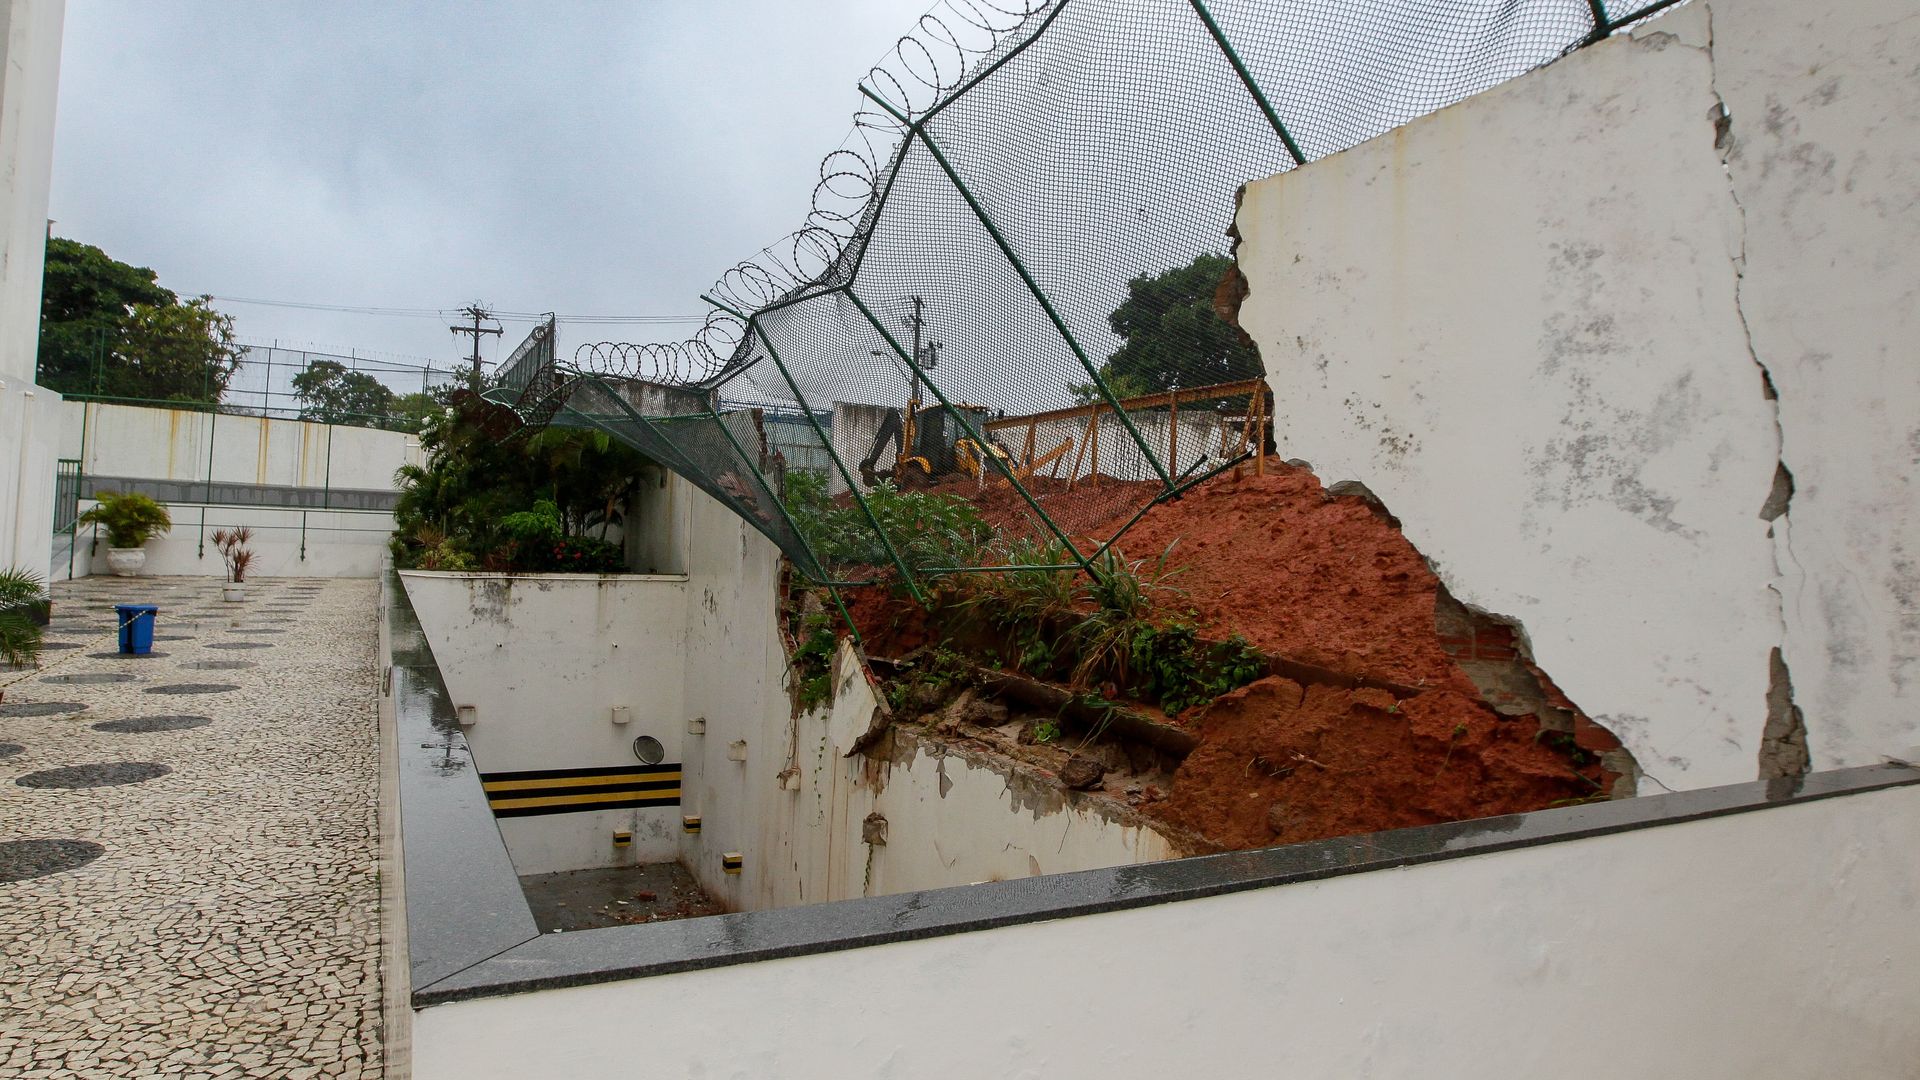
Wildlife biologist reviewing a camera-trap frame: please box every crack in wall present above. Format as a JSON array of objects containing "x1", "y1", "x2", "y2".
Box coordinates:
[
  {"x1": 1692, "y1": 6, "x2": 1811, "y2": 778},
  {"x1": 1760, "y1": 646, "x2": 1811, "y2": 778}
]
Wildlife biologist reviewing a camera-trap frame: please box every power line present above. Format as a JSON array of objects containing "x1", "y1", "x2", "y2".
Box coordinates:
[
  {"x1": 449, "y1": 304, "x2": 504, "y2": 390},
  {"x1": 209, "y1": 294, "x2": 705, "y2": 324}
]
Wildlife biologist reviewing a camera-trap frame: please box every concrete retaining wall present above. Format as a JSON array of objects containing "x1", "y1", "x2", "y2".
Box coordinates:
[
  {"x1": 1234, "y1": 0, "x2": 1920, "y2": 786},
  {"x1": 410, "y1": 778, "x2": 1920, "y2": 1079},
  {"x1": 58, "y1": 401, "x2": 415, "y2": 579},
  {"x1": 401, "y1": 571, "x2": 692, "y2": 873},
  {"x1": 402, "y1": 475, "x2": 1176, "y2": 898}
]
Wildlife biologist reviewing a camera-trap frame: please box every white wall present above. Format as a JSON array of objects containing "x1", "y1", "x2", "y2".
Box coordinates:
[
  {"x1": 1234, "y1": 0, "x2": 1920, "y2": 787},
  {"x1": 412, "y1": 779, "x2": 1920, "y2": 1080},
  {"x1": 60, "y1": 400, "x2": 415, "y2": 579},
  {"x1": 402, "y1": 571, "x2": 691, "y2": 873},
  {"x1": 684, "y1": 631, "x2": 1175, "y2": 911},
  {"x1": 0, "y1": 382, "x2": 62, "y2": 580},
  {"x1": 0, "y1": 0, "x2": 64, "y2": 581},
  {"x1": 1710, "y1": 0, "x2": 1920, "y2": 777},
  {"x1": 62, "y1": 399, "x2": 414, "y2": 491},
  {"x1": 74, "y1": 504, "x2": 393, "y2": 580},
  {"x1": 402, "y1": 473, "x2": 1177, "y2": 896}
]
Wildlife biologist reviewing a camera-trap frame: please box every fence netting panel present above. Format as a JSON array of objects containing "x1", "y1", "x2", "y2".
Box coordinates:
[{"x1": 504, "y1": 0, "x2": 1677, "y2": 587}]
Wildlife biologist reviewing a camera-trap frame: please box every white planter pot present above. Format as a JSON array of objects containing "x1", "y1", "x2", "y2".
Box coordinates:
[
  {"x1": 105, "y1": 547, "x2": 146, "y2": 577},
  {"x1": 222, "y1": 585, "x2": 246, "y2": 602}
]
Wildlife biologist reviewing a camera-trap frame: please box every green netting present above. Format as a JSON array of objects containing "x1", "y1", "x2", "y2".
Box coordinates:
[{"x1": 504, "y1": 0, "x2": 1680, "y2": 588}]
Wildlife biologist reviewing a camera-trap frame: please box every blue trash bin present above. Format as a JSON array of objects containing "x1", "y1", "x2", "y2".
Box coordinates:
[{"x1": 115, "y1": 604, "x2": 158, "y2": 655}]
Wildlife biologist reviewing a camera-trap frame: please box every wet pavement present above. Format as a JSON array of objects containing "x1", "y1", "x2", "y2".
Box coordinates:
[
  {"x1": 0, "y1": 576, "x2": 382, "y2": 1078},
  {"x1": 518, "y1": 862, "x2": 724, "y2": 933}
]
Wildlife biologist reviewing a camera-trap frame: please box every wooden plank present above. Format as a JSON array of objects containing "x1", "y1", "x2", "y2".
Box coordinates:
[
  {"x1": 980, "y1": 377, "x2": 1268, "y2": 432},
  {"x1": 1065, "y1": 411, "x2": 1095, "y2": 492}
]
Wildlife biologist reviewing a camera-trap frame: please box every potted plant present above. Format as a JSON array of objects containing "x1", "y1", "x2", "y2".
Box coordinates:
[
  {"x1": 77, "y1": 491, "x2": 173, "y2": 577},
  {"x1": 0, "y1": 567, "x2": 48, "y2": 668},
  {"x1": 211, "y1": 527, "x2": 255, "y2": 601}
]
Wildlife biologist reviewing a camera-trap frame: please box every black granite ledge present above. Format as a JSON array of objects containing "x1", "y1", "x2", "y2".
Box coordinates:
[
  {"x1": 384, "y1": 572, "x2": 542, "y2": 991},
  {"x1": 391, "y1": 567, "x2": 1920, "y2": 1007},
  {"x1": 415, "y1": 764, "x2": 1917, "y2": 1006}
]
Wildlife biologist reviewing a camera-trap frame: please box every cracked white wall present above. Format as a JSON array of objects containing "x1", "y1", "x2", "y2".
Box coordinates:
[{"x1": 1235, "y1": 0, "x2": 1920, "y2": 787}]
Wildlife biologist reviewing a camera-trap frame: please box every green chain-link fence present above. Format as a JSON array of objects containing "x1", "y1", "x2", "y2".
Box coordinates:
[{"x1": 503, "y1": 0, "x2": 1685, "y2": 592}]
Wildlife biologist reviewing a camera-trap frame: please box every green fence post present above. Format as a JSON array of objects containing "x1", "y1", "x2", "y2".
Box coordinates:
[
  {"x1": 1186, "y1": 0, "x2": 1307, "y2": 166},
  {"x1": 1581, "y1": 0, "x2": 1611, "y2": 43},
  {"x1": 198, "y1": 407, "x2": 216, "y2": 559},
  {"x1": 846, "y1": 290, "x2": 1100, "y2": 579},
  {"x1": 857, "y1": 84, "x2": 1176, "y2": 491},
  {"x1": 549, "y1": 374, "x2": 839, "y2": 588},
  {"x1": 702, "y1": 295, "x2": 928, "y2": 603}
]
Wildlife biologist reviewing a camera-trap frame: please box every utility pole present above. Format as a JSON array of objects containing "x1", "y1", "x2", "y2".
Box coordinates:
[
  {"x1": 449, "y1": 303, "x2": 503, "y2": 391},
  {"x1": 899, "y1": 295, "x2": 942, "y2": 400}
]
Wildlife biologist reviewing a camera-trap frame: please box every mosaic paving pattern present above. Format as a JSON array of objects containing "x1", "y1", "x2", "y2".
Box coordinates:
[
  {"x1": 39, "y1": 672, "x2": 141, "y2": 685},
  {"x1": 0, "y1": 839, "x2": 106, "y2": 883},
  {"x1": 92, "y1": 716, "x2": 213, "y2": 734},
  {"x1": 143, "y1": 683, "x2": 241, "y2": 696},
  {"x1": 0, "y1": 576, "x2": 382, "y2": 1077},
  {"x1": 15, "y1": 762, "x2": 172, "y2": 788},
  {"x1": 85, "y1": 651, "x2": 171, "y2": 661},
  {"x1": 0, "y1": 702, "x2": 87, "y2": 718}
]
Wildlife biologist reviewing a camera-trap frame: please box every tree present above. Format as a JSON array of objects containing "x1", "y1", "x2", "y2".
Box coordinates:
[
  {"x1": 1071, "y1": 252, "x2": 1261, "y2": 403},
  {"x1": 292, "y1": 359, "x2": 397, "y2": 426},
  {"x1": 388, "y1": 385, "x2": 456, "y2": 432},
  {"x1": 37, "y1": 237, "x2": 244, "y2": 402},
  {"x1": 390, "y1": 394, "x2": 650, "y2": 570}
]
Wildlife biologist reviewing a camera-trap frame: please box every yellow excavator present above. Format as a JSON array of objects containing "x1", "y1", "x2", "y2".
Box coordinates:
[{"x1": 858, "y1": 392, "x2": 1076, "y2": 488}]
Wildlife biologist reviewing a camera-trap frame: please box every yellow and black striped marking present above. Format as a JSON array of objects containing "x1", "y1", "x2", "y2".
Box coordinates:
[
  {"x1": 721, "y1": 852, "x2": 743, "y2": 874},
  {"x1": 682, "y1": 815, "x2": 702, "y2": 834},
  {"x1": 480, "y1": 763, "x2": 681, "y2": 818}
]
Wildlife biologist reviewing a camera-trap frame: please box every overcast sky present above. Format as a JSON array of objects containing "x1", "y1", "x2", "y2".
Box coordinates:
[{"x1": 50, "y1": 1, "x2": 928, "y2": 373}]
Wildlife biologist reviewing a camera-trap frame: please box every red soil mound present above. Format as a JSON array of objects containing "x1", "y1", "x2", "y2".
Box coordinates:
[
  {"x1": 1089, "y1": 465, "x2": 1472, "y2": 693},
  {"x1": 842, "y1": 462, "x2": 1624, "y2": 852},
  {"x1": 1162, "y1": 679, "x2": 1605, "y2": 850}
]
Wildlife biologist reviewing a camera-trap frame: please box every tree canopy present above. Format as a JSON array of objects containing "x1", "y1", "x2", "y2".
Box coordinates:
[
  {"x1": 390, "y1": 393, "x2": 650, "y2": 572},
  {"x1": 1072, "y1": 252, "x2": 1262, "y2": 403},
  {"x1": 292, "y1": 359, "x2": 397, "y2": 426},
  {"x1": 37, "y1": 237, "x2": 243, "y2": 402}
]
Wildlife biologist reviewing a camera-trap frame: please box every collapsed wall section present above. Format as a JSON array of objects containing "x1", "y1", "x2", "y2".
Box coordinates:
[
  {"x1": 1233, "y1": 0, "x2": 1920, "y2": 786},
  {"x1": 675, "y1": 488, "x2": 1175, "y2": 910}
]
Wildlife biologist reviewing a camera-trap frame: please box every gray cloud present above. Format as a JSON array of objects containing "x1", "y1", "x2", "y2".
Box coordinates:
[{"x1": 51, "y1": 0, "x2": 927, "y2": 370}]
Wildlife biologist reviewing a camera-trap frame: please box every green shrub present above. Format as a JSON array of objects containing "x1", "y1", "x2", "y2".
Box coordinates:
[
  {"x1": 790, "y1": 614, "x2": 837, "y2": 711},
  {"x1": 0, "y1": 567, "x2": 48, "y2": 668},
  {"x1": 1131, "y1": 626, "x2": 1265, "y2": 716},
  {"x1": 77, "y1": 491, "x2": 172, "y2": 548},
  {"x1": 532, "y1": 535, "x2": 625, "y2": 573},
  {"x1": 390, "y1": 396, "x2": 646, "y2": 569},
  {"x1": 782, "y1": 473, "x2": 990, "y2": 574},
  {"x1": 499, "y1": 499, "x2": 563, "y2": 545}
]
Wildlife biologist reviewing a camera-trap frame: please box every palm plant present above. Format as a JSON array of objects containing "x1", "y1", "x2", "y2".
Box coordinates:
[
  {"x1": 77, "y1": 491, "x2": 172, "y2": 548},
  {"x1": 210, "y1": 527, "x2": 255, "y2": 583},
  {"x1": 0, "y1": 568, "x2": 49, "y2": 668}
]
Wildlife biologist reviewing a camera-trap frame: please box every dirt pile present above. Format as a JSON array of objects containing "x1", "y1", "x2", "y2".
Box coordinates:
[
  {"x1": 1088, "y1": 466, "x2": 1472, "y2": 692},
  {"x1": 1161, "y1": 679, "x2": 1604, "y2": 850},
  {"x1": 842, "y1": 463, "x2": 1626, "y2": 853}
]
